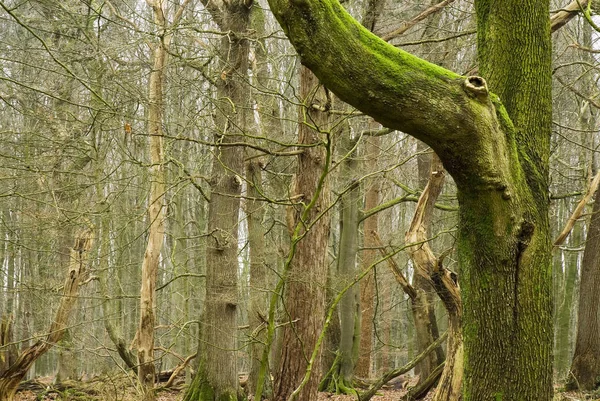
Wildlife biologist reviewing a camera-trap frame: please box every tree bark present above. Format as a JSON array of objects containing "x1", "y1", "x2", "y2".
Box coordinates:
[
  {"x1": 137, "y1": 1, "x2": 175, "y2": 397},
  {"x1": 265, "y1": 0, "x2": 553, "y2": 399},
  {"x1": 273, "y1": 66, "x2": 331, "y2": 401},
  {"x1": 412, "y1": 152, "x2": 446, "y2": 384},
  {"x1": 354, "y1": 0, "x2": 385, "y2": 378},
  {"x1": 184, "y1": 0, "x2": 252, "y2": 399}
]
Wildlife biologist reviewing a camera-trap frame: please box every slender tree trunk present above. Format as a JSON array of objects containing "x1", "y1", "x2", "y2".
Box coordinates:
[
  {"x1": 246, "y1": 159, "x2": 270, "y2": 398},
  {"x1": 555, "y1": 220, "x2": 580, "y2": 379},
  {"x1": 354, "y1": 0, "x2": 385, "y2": 377},
  {"x1": 138, "y1": 3, "x2": 169, "y2": 398},
  {"x1": 138, "y1": 2, "x2": 192, "y2": 397},
  {"x1": 320, "y1": 130, "x2": 360, "y2": 393},
  {"x1": 273, "y1": 66, "x2": 331, "y2": 401},
  {"x1": 355, "y1": 135, "x2": 380, "y2": 379},
  {"x1": 566, "y1": 20, "x2": 600, "y2": 392}
]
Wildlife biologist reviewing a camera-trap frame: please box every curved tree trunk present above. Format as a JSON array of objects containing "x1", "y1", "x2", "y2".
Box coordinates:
[
  {"x1": 0, "y1": 228, "x2": 93, "y2": 401},
  {"x1": 403, "y1": 164, "x2": 462, "y2": 401},
  {"x1": 264, "y1": 0, "x2": 553, "y2": 399}
]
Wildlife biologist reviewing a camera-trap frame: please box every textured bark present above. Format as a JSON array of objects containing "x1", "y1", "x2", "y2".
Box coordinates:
[
  {"x1": 404, "y1": 166, "x2": 462, "y2": 401},
  {"x1": 184, "y1": 0, "x2": 251, "y2": 399},
  {"x1": 373, "y1": 162, "x2": 461, "y2": 400},
  {"x1": 247, "y1": 9, "x2": 281, "y2": 396},
  {"x1": 265, "y1": 0, "x2": 553, "y2": 399},
  {"x1": 0, "y1": 228, "x2": 93, "y2": 401},
  {"x1": 273, "y1": 66, "x2": 331, "y2": 401},
  {"x1": 469, "y1": 3, "x2": 553, "y2": 400},
  {"x1": 137, "y1": 2, "x2": 172, "y2": 398},
  {"x1": 567, "y1": 184, "x2": 600, "y2": 390}
]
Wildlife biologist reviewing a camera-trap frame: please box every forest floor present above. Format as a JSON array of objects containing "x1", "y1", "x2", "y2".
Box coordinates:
[
  {"x1": 12, "y1": 376, "x2": 598, "y2": 401},
  {"x1": 14, "y1": 389, "x2": 410, "y2": 401}
]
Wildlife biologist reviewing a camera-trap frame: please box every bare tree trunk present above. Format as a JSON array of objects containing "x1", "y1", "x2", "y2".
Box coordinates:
[
  {"x1": 138, "y1": 3, "x2": 168, "y2": 398},
  {"x1": 412, "y1": 150, "x2": 446, "y2": 383},
  {"x1": 404, "y1": 164, "x2": 462, "y2": 401},
  {"x1": 0, "y1": 227, "x2": 93, "y2": 401},
  {"x1": 273, "y1": 66, "x2": 331, "y2": 401},
  {"x1": 138, "y1": 2, "x2": 191, "y2": 397}
]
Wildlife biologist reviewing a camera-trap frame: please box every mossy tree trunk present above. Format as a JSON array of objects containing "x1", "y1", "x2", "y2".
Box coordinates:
[{"x1": 265, "y1": 0, "x2": 553, "y2": 399}]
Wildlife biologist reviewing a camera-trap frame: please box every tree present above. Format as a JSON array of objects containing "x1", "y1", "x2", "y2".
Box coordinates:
[
  {"x1": 272, "y1": 66, "x2": 332, "y2": 401},
  {"x1": 265, "y1": 0, "x2": 553, "y2": 400},
  {"x1": 183, "y1": 0, "x2": 252, "y2": 398},
  {"x1": 319, "y1": 125, "x2": 360, "y2": 394}
]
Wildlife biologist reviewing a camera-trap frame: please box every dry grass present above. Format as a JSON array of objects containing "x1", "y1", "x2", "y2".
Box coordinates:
[{"x1": 13, "y1": 378, "x2": 597, "y2": 401}]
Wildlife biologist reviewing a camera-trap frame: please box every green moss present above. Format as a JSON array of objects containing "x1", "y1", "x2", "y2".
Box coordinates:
[{"x1": 183, "y1": 373, "x2": 238, "y2": 401}]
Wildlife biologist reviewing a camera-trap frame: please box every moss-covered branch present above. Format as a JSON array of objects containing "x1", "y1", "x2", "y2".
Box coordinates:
[{"x1": 266, "y1": 0, "x2": 518, "y2": 192}]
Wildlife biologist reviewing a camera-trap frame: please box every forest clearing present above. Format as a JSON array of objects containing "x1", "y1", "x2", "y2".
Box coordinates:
[{"x1": 2, "y1": 0, "x2": 600, "y2": 400}]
